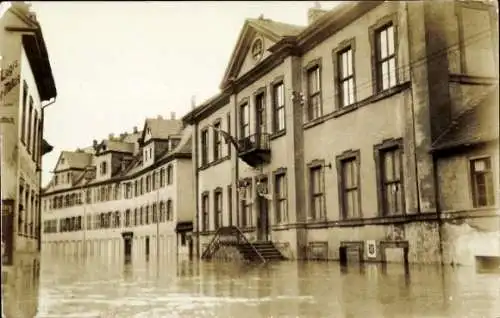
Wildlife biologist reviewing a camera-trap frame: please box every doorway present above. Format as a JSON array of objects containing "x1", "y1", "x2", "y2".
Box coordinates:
[
  {"x1": 256, "y1": 178, "x2": 269, "y2": 242},
  {"x1": 145, "y1": 236, "x2": 150, "y2": 260},
  {"x1": 122, "y1": 232, "x2": 134, "y2": 263}
]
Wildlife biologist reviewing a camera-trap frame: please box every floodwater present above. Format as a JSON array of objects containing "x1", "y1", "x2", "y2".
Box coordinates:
[{"x1": 2, "y1": 253, "x2": 500, "y2": 318}]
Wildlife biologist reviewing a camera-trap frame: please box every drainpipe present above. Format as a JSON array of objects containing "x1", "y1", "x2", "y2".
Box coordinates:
[
  {"x1": 38, "y1": 97, "x2": 56, "y2": 252},
  {"x1": 193, "y1": 121, "x2": 200, "y2": 260},
  {"x1": 233, "y1": 83, "x2": 240, "y2": 228},
  {"x1": 405, "y1": 2, "x2": 422, "y2": 215}
]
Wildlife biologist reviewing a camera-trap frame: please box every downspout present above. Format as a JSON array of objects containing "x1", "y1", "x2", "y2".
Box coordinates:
[
  {"x1": 38, "y1": 97, "x2": 56, "y2": 252},
  {"x1": 193, "y1": 120, "x2": 200, "y2": 260},
  {"x1": 233, "y1": 82, "x2": 240, "y2": 227},
  {"x1": 405, "y1": 2, "x2": 422, "y2": 215}
]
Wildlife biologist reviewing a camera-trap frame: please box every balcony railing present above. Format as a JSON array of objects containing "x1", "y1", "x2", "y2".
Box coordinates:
[{"x1": 237, "y1": 133, "x2": 271, "y2": 154}]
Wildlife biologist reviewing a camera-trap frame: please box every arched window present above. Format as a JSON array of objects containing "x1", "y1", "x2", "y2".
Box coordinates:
[{"x1": 166, "y1": 199, "x2": 173, "y2": 221}]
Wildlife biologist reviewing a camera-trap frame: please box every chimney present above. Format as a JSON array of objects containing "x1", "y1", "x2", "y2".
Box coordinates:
[
  {"x1": 170, "y1": 112, "x2": 176, "y2": 120},
  {"x1": 92, "y1": 139, "x2": 98, "y2": 149},
  {"x1": 133, "y1": 126, "x2": 138, "y2": 134},
  {"x1": 191, "y1": 95, "x2": 196, "y2": 110},
  {"x1": 157, "y1": 115, "x2": 163, "y2": 120},
  {"x1": 308, "y1": 2, "x2": 328, "y2": 25}
]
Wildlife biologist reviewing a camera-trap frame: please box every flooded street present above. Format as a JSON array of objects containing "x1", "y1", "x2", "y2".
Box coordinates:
[{"x1": 3, "y1": 254, "x2": 499, "y2": 318}]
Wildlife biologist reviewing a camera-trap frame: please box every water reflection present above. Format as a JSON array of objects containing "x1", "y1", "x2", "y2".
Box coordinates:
[
  {"x1": 2, "y1": 257, "x2": 40, "y2": 318},
  {"x1": 2, "y1": 252, "x2": 500, "y2": 317}
]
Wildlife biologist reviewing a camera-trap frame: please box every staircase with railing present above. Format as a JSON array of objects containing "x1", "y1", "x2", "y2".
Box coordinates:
[{"x1": 201, "y1": 226, "x2": 286, "y2": 263}]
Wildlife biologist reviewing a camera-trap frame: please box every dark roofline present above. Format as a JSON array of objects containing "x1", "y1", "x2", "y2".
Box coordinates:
[{"x1": 43, "y1": 151, "x2": 192, "y2": 196}]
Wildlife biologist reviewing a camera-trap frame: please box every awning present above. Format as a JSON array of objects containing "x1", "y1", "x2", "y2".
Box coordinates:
[{"x1": 175, "y1": 221, "x2": 193, "y2": 233}]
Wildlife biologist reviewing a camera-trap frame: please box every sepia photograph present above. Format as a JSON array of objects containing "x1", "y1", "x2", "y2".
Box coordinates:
[{"x1": 0, "y1": 1, "x2": 499, "y2": 317}]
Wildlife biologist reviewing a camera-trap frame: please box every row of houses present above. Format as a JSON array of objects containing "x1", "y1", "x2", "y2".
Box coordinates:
[{"x1": 41, "y1": 0, "x2": 499, "y2": 266}]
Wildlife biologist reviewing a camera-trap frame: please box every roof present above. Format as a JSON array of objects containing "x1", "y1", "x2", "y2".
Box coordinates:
[
  {"x1": 143, "y1": 118, "x2": 183, "y2": 140},
  {"x1": 61, "y1": 151, "x2": 93, "y2": 170},
  {"x1": 246, "y1": 18, "x2": 304, "y2": 39},
  {"x1": 431, "y1": 86, "x2": 499, "y2": 152},
  {"x1": 9, "y1": 2, "x2": 57, "y2": 101}
]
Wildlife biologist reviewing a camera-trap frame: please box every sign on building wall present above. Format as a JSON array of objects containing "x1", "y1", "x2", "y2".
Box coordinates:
[{"x1": 1, "y1": 199, "x2": 15, "y2": 265}]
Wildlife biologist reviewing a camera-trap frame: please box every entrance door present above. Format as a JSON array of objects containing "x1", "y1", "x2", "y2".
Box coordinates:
[
  {"x1": 145, "y1": 236, "x2": 150, "y2": 260},
  {"x1": 256, "y1": 179, "x2": 269, "y2": 242},
  {"x1": 124, "y1": 238, "x2": 132, "y2": 263}
]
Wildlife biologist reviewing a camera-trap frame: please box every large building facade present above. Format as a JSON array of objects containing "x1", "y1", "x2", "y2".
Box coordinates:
[
  {"x1": 1, "y1": 1, "x2": 56, "y2": 274},
  {"x1": 183, "y1": 1, "x2": 499, "y2": 265},
  {"x1": 41, "y1": 115, "x2": 195, "y2": 262}
]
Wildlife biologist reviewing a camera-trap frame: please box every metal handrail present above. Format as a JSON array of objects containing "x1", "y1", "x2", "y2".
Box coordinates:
[
  {"x1": 232, "y1": 226, "x2": 266, "y2": 263},
  {"x1": 200, "y1": 226, "x2": 266, "y2": 263},
  {"x1": 237, "y1": 133, "x2": 271, "y2": 152}
]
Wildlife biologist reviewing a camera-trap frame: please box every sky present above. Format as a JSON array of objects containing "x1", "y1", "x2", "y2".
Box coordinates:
[{"x1": 30, "y1": 1, "x2": 340, "y2": 185}]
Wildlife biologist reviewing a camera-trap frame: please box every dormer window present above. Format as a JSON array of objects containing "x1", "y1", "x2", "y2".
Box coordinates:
[
  {"x1": 149, "y1": 148, "x2": 152, "y2": 160},
  {"x1": 100, "y1": 162, "x2": 107, "y2": 175}
]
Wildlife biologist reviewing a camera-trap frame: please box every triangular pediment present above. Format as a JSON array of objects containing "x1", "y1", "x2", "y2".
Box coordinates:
[{"x1": 220, "y1": 18, "x2": 305, "y2": 90}]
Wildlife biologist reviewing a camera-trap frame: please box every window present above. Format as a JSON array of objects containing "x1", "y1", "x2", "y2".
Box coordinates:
[
  {"x1": 201, "y1": 194, "x2": 209, "y2": 232},
  {"x1": 240, "y1": 102, "x2": 250, "y2": 138},
  {"x1": 272, "y1": 82, "x2": 285, "y2": 132},
  {"x1": 152, "y1": 171, "x2": 157, "y2": 190},
  {"x1": 338, "y1": 153, "x2": 361, "y2": 219},
  {"x1": 227, "y1": 185, "x2": 233, "y2": 226},
  {"x1": 101, "y1": 162, "x2": 107, "y2": 175},
  {"x1": 251, "y1": 38, "x2": 263, "y2": 60},
  {"x1": 125, "y1": 209, "x2": 131, "y2": 227},
  {"x1": 310, "y1": 166, "x2": 325, "y2": 220},
  {"x1": 275, "y1": 173, "x2": 287, "y2": 224},
  {"x1": 226, "y1": 113, "x2": 232, "y2": 156},
  {"x1": 152, "y1": 204, "x2": 157, "y2": 223},
  {"x1": 470, "y1": 157, "x2": 495, "y2": 207},
  {"x1": 160, "y1": 168, "x2": 166, "y2": 187},
  {"x1": 307, "y1": 65, "x2": 321, "y2": 120},
  {"x1": 240, "y1": 182, "x2": 252, "y2": 228},
  {"x1": 201, "y1": 129, "x2": 209, "y2": 166},
  {"x1": 159, "y1": 201, "x2": 166, "y2": 222},
  {"x1": 27, "y1": 97, "x2": 33, "y2": 152},
  {"x1": 338, "y1": 47, "x2": 355, "y2": 107},
  {"x1": 376, "y1": 23, "x2": 397, "y2": 91},
  {"x1": 380, "y1": 147, "x2": 404, "y2": 215},
  {"x1": 21, "y1": 82, "x2": 28, "y2": 144},
  {"x1": 114, "y1": 211, "x2": 120, "y2": 228},
  {"x1": 146, "y1": 175, "x2": 151, "y2": 192},
  {"x1": 32, "y1": 112, "x2": 39, "y2": 160},
  {"x1": 214, "y1": 191, "x2": 223, "y2": 230},
  {"x1": 255, "y1": 92, "x2": 266, "y2": 134},
  {"x1": 134, "y1": 208, "x2": 138, "y2": 226},
  {"x1": 166, "y1": 199, "x2": 173, "y2": 221},
  {"x1": 213, "y1": 121, "x2": 222, "y2": 161},
  {"x1": 167, "y1": 165, "x2": 173, "y2": 185}
]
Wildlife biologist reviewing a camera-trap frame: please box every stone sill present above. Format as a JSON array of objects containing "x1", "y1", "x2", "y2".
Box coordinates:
[{"x1": 441, "y1": 207, "x2": 500, "y2": 220}]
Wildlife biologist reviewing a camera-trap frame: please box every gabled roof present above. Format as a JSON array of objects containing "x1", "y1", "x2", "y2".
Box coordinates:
[
  {"x1": 140, "y1": 118, "x2": 183, "y2": 142},
  {"x1": 432, "y1": 86, "x2": 499, "y2": 152},
  {"x1": 56, "y1": 151, "x2": 92, "y2": 171},
  {"x1": 219, "y1": 17, "x2": 305, "y2": 90}
]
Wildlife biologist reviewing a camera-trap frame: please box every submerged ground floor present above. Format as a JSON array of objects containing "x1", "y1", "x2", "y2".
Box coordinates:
[{"x1": 195, "y1": 212, "x2": 500, "y2": 267}]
